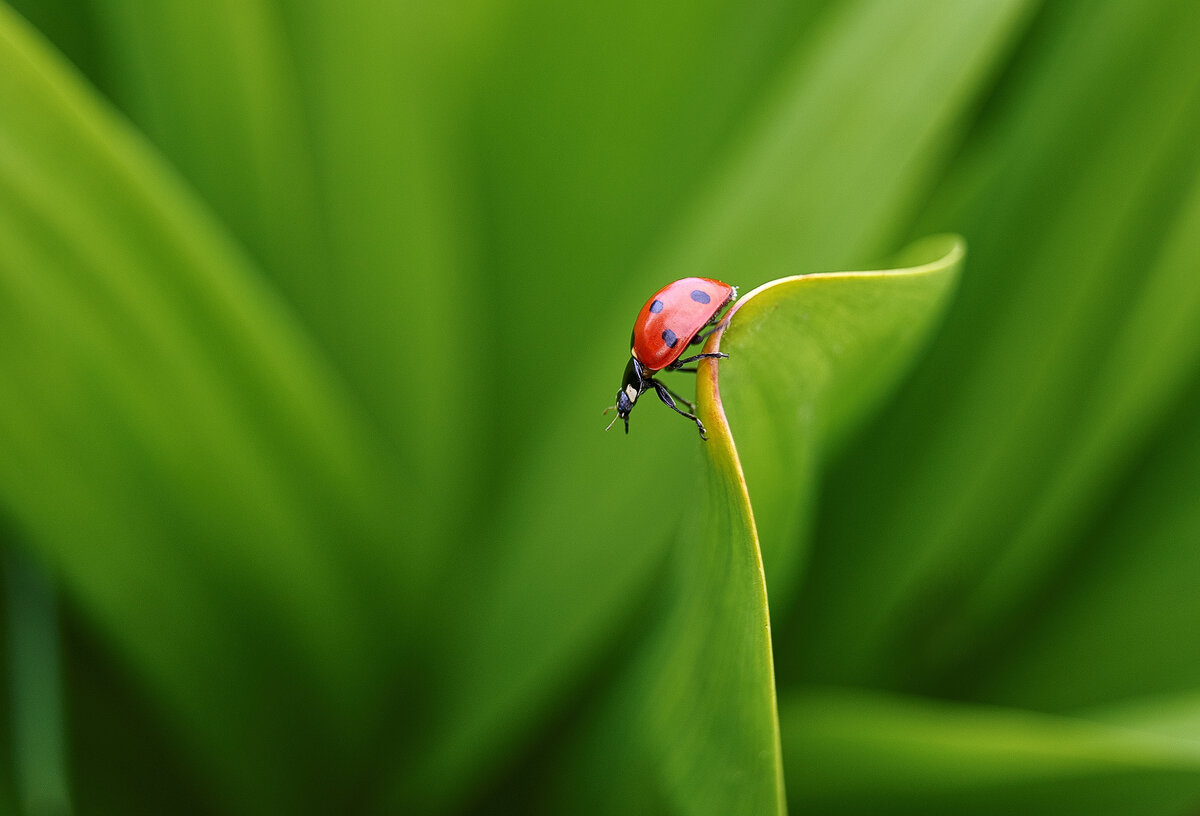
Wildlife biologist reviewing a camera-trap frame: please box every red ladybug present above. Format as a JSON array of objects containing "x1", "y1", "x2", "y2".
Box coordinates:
[{"x1": 605, "y1": 277, "x2": 737, "y2": 440}]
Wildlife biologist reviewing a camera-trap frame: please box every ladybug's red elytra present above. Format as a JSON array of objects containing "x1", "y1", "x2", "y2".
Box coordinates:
[{"x1": 605, "y1": 277, "x2": 737, "y2": 440}]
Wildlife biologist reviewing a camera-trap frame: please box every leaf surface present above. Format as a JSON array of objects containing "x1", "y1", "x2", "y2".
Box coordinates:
[
  {"x1": 0, "y1": 8, "x2": 403, "y2": 810},
  {"x1": 541, "y1": 236, "x2": 961, "y2": 816},
  {"x1": 714, "y1": 236, "x2": 963, "y2": 607},
  {"x1": 792, "y1": 0, "x2": 1200, "y2": 693},
  {"x1": 781, "y1": 686, "x2": 1200, "y2": 816}
]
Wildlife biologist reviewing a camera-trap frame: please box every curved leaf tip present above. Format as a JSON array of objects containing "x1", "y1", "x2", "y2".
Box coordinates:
[
  {"x1": 642, "y1": 235, "x2": 964, "y2": 816},
  {"x1": 699, "y1": 232, "x2": 964, "y2": 495},
  {"x1": 699, "y1": 233, "x2": 964, "y2": 606}
]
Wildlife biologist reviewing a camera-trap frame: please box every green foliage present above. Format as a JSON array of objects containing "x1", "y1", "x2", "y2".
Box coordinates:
[
  {"x1": 781, "y1": 687, "x2": 1200, "y2": 816},
  {"x1": 533, "y1": 238, "x2": 960, "y2": 816},
  {"x1": 0, "y1": 1, "x2": 1197, "y2": 814}
]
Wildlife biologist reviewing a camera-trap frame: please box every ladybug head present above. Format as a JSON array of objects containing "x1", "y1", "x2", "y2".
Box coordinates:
[{"x1": 604, "y1": 357, "x2": 645, "y2": 434}]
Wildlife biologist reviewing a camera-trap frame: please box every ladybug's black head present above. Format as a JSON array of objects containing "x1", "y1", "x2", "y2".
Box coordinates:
[{"x1": 605, "y1": 357, "x2": 646, "y2": 434}]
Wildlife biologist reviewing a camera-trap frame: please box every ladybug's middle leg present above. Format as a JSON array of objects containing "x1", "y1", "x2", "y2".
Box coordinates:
[
  {"x1": 651, "y1": 380, "x2": 708, "y2": 440},
  {"x1": 655, "y1": 379, "x2": 695, "y2": 412},
  {"x1": 672, "y1": 351, "x2": 728, "y2": 367}
]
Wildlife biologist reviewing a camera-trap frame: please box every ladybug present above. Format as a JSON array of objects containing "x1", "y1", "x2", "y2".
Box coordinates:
[{"x1": 605, "y1": 277, "x2": 737, "y2": 440}]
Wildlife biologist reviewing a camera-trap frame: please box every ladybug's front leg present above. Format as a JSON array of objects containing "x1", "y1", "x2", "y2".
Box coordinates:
[{"x1": 651, "y1": 380, "x2": 708, "y2": 440}]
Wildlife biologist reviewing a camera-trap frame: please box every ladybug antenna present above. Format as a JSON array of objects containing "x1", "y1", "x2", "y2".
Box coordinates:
[{"x1": 603, "y1": 406, "x2": 621, "y2": 432}]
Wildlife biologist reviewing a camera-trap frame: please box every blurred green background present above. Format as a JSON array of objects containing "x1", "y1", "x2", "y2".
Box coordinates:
[{"x1": 1, "y1": 0, "x2": 1199, "y2": 813}]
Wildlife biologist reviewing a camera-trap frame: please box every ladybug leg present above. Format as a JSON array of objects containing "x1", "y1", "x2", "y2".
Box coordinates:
[
  {"x1": 651, "y1": 380, "x2": 708, "y2": 440},
  {"x1": 691, "y1": 305, "x2": 733, "y2": 345},
  {"x1": 673, "y1": 351, "x2": 729, "y2": 366},
  {"x1": 657, "y1": 380, "x2": 695, "y2": 412}
]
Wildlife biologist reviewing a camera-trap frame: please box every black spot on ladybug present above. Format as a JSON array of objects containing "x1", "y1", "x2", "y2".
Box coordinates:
[
  {"x1": 662, "y1": 329, "x2": 678, "y2": 348},
  {"x1": 690, "y1": 289, "x2": 711, "y2": 304},
  {"x1": 649, "y1": 299, "x2": 665, "y2": 314}
]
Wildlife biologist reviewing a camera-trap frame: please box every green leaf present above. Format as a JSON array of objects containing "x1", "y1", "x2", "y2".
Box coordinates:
[
  {"x1": 398, "y1": 0, "x2": 1028, "y2": 807},
  {"x1": 4, "y1": 552, "x2": 70, "y2": 815},
  {"x1": 651, "y1": 0, "x2": 1035, "y2": 283},
  {"x1": 79, "y1": 1, "x2": 484, "y2": 570},
  {"x1": 972, "y1": 349, "x2": 1200, "y2": 710},
  {"x1": 716, "y1": 235, "x2": 963, "y2": 607},
  {"x1": 553, "y1": 398, "x2": 788, "y2": 816},
  {"x1": 82, "y1": 0, "x2": 331, "y2": 321},
  {"x1": 791, "y1": 0, "x2": 1200, "y2": 693},
  {"x1": 1088, "y1": 693, "x2": 1200, "y2": 745},
  {"x1": 268, "y1": 1, "x2": 486, "y2": 564},
  {"x1": 780, "y1": 686, "x2": 1200, "y2": 816},
  {"x1": 539, "y1": 235, "x2": 961, "y2": 816},
  {"x1": 0, "y1": 7, "x2": 404, "y2": 810}
]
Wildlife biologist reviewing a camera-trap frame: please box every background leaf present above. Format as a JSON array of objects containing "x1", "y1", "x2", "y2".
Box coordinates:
[
  {"x1": 0, "y1": 6, "x2": 405, "y2": 810},
  {"x1": 4, "y1": 551, "x2": 70, "y2": 815},
  {"x1": 781, "y1": 687, "x2": 1200, "y2": 816},
  {"x1": 785, "y1": 0, "x2": 1200, "y2": 699}
]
